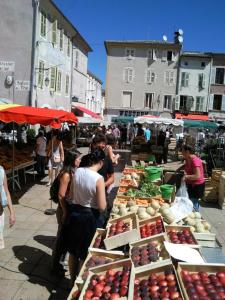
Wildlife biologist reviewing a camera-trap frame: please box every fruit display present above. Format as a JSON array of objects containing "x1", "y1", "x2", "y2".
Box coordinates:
[
  {"x1": 159, "y1": 204, "x2": 176, "y2": 224},
  {"x1": 123, "y1": 172, "x2": 141, "y2": 180},
  {"x1": 131, "y1": 264, "x2": 183, "y2": 300},
  {"x1": 80, "y1": 259, "x2": 132, "y2": 300},
  {"x1": 178, "y1": 263, "x2": 225, "y2": 300},
  {"x1": 108, "y1": 220, "x2": 131, "y2": 237},
  {"x1": 183, "y1": 212, "x2": 212, "y2": 234},
  {"x1": 166, "y1": 226, "x2": 198, "y2": 245},
  {"x1": 123, "y1": 168, "x2": 145, "y2": 175},
  {"x1": 130, "y1": 234, "x2": 170, "y2": 269},
  {"x1": 124, "y1": 182, "x2": 161, "y2": 198},
  {"x1": 139, "y1": 216, "x2": 165, "y2": 238}
]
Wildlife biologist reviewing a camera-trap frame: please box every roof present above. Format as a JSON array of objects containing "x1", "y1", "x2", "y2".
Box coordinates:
[
  {"x1": 181, "y1": 51, "x2": 211, "y2": 58},
  {"x1": 104, "y1": 40, "x2": 181, "y2": 54},
  {"x1": 48, "y1": 0, "x2": 92, "y2": 52},
  {"x1": 87, "y1": 70, "x2": 103, "y2": 84}
]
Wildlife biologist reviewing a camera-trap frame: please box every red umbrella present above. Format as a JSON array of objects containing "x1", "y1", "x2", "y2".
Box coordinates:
[{"x1": 0, "y1": 104, "x2": 77, "y2": 128}]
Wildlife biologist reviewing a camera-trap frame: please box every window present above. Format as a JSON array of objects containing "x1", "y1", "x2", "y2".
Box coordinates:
[
  {"x1": 180, "y1": 96, "x2": 188, "y2": 111},
  {"x1": 40, "y1": 12, "x2": 47, "y2": 37},
  {"x1": 196, "y1": 96, "x2": 204, "y2": 111},
  {"x1": 167, "y1": 51, "x2": 173, "y2": 61},
  {"x1": 59, "y1": 29, "x2": 63, "y2": 51},
  {"x1": 124, "y1": 68, "x2": 134, "y2": 83},
  {"x1": 165, "y1": 70, "x2": 175, "y2": 86},
  {"x1": 201, "y1": 62, "x2": 206, "y2": 67},
  {"x1": 125, "y1": 48, "x2": 135, "y2": 59},
  {"x1": 144, "y1": 93, "x2": 154, "y2": 108},
  {"x1": 164, "y1": 95, "x2": 172, "y2": 110},
  {"x1": 181, "y1": 72, "x2": 189, "y2": 87},
  {"x1": 65, "y1": 75, "x2": 70, "y2": 95},
  {"x1": 147, "y1": 49, "x2": 156, "y2": 60},
  {"x1": 75, "y1": 50, "x2": 79, "y2": 69},
  {"x1": 67, "y1": 37, "x2": 71, "y2": 57},
  {"x1": 38, "y1": 61, "x2": 44, "y2": 88},
  {"x1": 213, "y1": 94, "x2": 222, "y2": 110},
  {"x1": 52, "y1": 20, "x2": 57, "y2": 45},
  {"x1": 122, "y1": 91, "x2": 132, "y2": 107},
  {"x1": 146, "y1": 69, "x2": 155, "y2": 84},
  {"x1": 56, "y1": 70, "x2": 62, "y2": 92},
  {"x1": 50, "y1": 67, "x2": 57, "y2": 90},
  {"x1": 184, "y1": 62, "x2": 188, "y2": 66},
  {"x1": 198, "y1": 73, "x2": 205, "y2": 89},
  {"x1": 215, "y1": 68, "x2": 225, "y2": 84}
]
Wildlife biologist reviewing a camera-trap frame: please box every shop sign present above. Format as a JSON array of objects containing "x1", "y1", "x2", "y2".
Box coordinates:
[
  {"x1": 0, "y1": 61, "x2": 15, "y2": 72},
  {"x1": 15, "y1": 80, "x2": 30, "y2": 91}
]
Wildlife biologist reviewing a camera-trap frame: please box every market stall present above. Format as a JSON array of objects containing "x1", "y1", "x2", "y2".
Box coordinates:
[
  {"x1": 68, "y1": 165, "x2": 225, "y2": 300},
  {"x1": 0, "y1": 104, "x2": 78, "y2": 189}
]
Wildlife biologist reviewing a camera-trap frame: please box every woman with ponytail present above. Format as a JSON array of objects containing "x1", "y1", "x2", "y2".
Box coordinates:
[{"x1": 64, "y1": 149, "x2": 106, "y2": 285}]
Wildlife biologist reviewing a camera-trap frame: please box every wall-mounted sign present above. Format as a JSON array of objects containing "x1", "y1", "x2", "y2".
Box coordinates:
[
  {"x1": 0, "y1": 61, "x2": 15, "y2": 72},
  {"x1": 15, "y1": 80, "x2": 30, "y2": 91}
]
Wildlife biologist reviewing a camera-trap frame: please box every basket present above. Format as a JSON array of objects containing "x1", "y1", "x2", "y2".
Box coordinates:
[
  {"x1": 160, "y1": 184, "x2": 174, "y2": 199},
  {"x1": 145, "y1": 166, "x2": 162, "y2": 181}
]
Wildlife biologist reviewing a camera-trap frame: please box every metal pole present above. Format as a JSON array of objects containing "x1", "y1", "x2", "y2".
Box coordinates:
[{"x1": 12, "y1": 71, "x2": 15, "y2": 191}]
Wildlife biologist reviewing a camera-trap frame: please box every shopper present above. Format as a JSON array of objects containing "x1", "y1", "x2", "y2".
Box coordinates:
[
  {"x1": 105, "y1": 134, "x2": 120, "y2": 165},
  {"x1": 35, "y1": 130, "x2": 47, "y2": 178},
  {"x1": 182, "y1": 145, "x2": 205, "y2": 211},
  {"x1": 51, "y1": 149, "x2": 81, "y2": 275},
  {"x1": 65, "y1": 149, "x2": 106, "y2": 285},
  {"x1": 0, "y1": 166, "x2": 15, "y2": 250},
  {"x1": 47, "y1": 131, "x2": 64, "y2": 186},
  {"x1": 144, "y1": 127, "x2": 151, "y2": 142},
  {"x1": 120, "y1": 125, "x2": 127, "y2": 149}
]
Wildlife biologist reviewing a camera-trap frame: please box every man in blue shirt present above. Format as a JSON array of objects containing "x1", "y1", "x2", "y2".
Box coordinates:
[{"x1": 144, "y1": 127, "x2": 151, "y2": 142}]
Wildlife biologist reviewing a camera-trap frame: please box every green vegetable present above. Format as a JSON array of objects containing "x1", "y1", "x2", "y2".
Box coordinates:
[{"x1": 124, "y1": 182, "x2": 161, "y2": 197}]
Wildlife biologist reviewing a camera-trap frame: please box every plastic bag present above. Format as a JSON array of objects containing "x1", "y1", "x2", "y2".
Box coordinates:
[{"x1": 176, "y1": 182, "x2": 189, "y2": 198}]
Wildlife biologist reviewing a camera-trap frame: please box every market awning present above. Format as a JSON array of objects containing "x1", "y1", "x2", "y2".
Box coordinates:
[
  {"x1": 0, "y1": 104, "x2": 78, "y2": 128},
  {"x1": 111, "y1": 116, "x2": 134, "y2": 124},
  {"x1": 134, "y1": 116, "x2": 183, "y2": 127},
  {"x1": 183, "y1": 120, "x2": 218, "y2": 129},
  {"x1": 74, "y1": 105, "x2": 102, "y2": 119},
  {"x1": 176, "y1": 113, "x2": 209, "y2": 121}
]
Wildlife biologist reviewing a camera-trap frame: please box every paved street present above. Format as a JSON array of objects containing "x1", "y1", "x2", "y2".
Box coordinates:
[{"x1": 0, "y1": 149, "x2": 225, "y2": 299}]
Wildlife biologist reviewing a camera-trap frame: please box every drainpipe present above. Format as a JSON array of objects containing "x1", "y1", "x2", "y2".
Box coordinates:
[
  {"x1": 30, "y1": 0, "x2": 39, "y2": 107},
  {"x1": 207, "y1": 56, "x2": 213, "y2": 117}
]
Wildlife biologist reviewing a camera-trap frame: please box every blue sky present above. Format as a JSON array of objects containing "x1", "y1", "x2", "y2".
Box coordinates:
[{"x1": 55, "y1": 0, "x2": 225, "y2": 86}]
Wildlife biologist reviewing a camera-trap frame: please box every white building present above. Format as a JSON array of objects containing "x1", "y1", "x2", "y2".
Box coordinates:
[
  {"x1": 86, "y1": 71, "x2": 103, "y2": 117},
  {"x1": 175, "y1": 52, "x2": 212, "y2": 119}
]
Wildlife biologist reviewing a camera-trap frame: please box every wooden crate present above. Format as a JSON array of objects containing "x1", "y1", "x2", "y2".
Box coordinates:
[
  {"x1": 78, "y1": 259, "x2": 133, "y2": 300},
  {"x1": 128, "y1": 261, "x2": 184, "y2": 300},
  {"x1": 119, "y1": 178, "x2": 139, "y2": 188},
  {"x1": 165, "y1": 225, "x2": 200, "y2": 248},
  {"x1": 129, "y1": 233, "x2": 171, "y2": 271},
  {"x1": 89, "y1": 228, "x2": 107, "y2": 250},
  {"x1": 104, "y1": 213, "x2": 140, "y2": 250},
  {"x1": 67, "y1": 283, "x2": 81, "y2": 300},
  {"x1": 177, "y1": 262, "x2": 225, "y2": 300},
  {"x1": 76, "y1": 249, "x2": 125, "y2": 285}
]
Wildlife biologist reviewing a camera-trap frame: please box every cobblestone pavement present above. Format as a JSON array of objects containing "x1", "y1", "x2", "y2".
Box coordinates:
[{"x1": 0, "y1": 149, "x2": 225, "y2": 299}]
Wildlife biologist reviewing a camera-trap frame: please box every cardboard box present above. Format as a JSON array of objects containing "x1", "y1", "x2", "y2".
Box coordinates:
[
  {"x1": 78, "y1": 259, "x2": 133, "y2": 300},
  {"x1": 129, "y1": 233, "x2": 171, "y2": 271},
  {"x1": 165, "y1": 225, "x2": 200, "y2": 248},
  {"x1": 177, "y1": 262, "x2": 225, "y2": 300},
  {"x1": 104, "y1": 213, "x2": 140, "y2": 250},
  {"x1": 76, "y1": 249, "x2": 125, "y2": 285},
  {"x1": 139, "y1": 215, "x2": 165, "y2": 237},
  {"x1": 128, "y1": 261, "x2": 184, "y2": 300},
  {"x1": 89, "y1": 228, "x2": 107, "y2": 250}
]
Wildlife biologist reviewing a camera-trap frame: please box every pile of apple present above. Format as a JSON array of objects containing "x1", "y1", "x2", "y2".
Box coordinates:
[
  {"x1": 82, "y1": 256, "x2": 113, "y2": 280},
  {"x1": 83, "y1": 266, "x2": 131, "y2": 299},
  {"x1": 140, "y1": 219, "x2": 164, "y2": 238},
  {"x1": 131, "y1": 241, "x2": 160, "y2": 267},
  {"x1": 93, "y1": 234, "x2": 105, "y2": 249},
  {"x1": 167, "y1": 229, "x2": 197, "y2": 245},
  {"x1": 108, "y1": 220, "x2": 130, "y2": 237},
  {"x1": 133, "y1": 269, "x2": 182, "y2": 300},
  {"x1": 181, "y1": 269, "x2": 225, "y2": 299}
]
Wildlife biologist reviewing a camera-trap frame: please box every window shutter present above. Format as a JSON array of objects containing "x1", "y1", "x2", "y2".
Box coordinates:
[
  {"x1": 146, "y1": 69, "x2": 151, "y2": 83},
  {"x1": 202, "y1": 74, "x2": 206, "y2": 88},
  {"x1": 208, "y1": 94, "x2": 214, "y2": 110},
  {"x1": 185, "y1": 73, "x2": 189, "y2": 87},
  {"x1": 52, "y1": 20, "x2": 57, "y2": 44},
  {"x1": 172, "y1": 52, "x2": 177, "y2": 62},
  {"x1": 151, "y1": 71, "x2": 155, "y2": 83},
  {"x1": 181, "y1": 72, "x2": 185, "y2": 87},
  {"x1": 200, "y1": 97, "x2": 204, "y2": 111},
  {"x1": 153, "y1": 49, "x2": 156, "y2": 60},
  {"x1": 175, "y1": 96, "x2": 180, "y2": 110},
  {"x1": 221, "y1": 95, "x2": 225, "y2": 111},
  {"x1": 161, "y1": 51, "x2": 167, "y2": 62},
  {"x1": 211, "y1": 68, "x2": 216, "y2": 84}
]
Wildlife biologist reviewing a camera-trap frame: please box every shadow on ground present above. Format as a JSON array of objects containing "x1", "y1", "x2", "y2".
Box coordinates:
[
  {"x1": 13, "y1": 245, "x2": 70, "y2": 300},
  {"x1": 34, "y1": 235, "x2": 56, "y2": 250}
]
